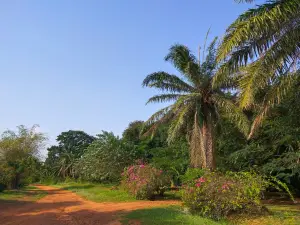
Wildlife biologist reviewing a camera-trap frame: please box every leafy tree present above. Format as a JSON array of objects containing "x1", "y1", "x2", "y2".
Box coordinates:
[
  {"x1": 0, "y1": 125, "x2": 46, "y2": 189},
  {"x1": 45, "y1": 130, "x2": 95, "y2": 178},
  {"x1": 78, "y1": 131, "x2": 141, "y2": 182},
  {"x1": 122, "y1": 120, "x2": 144, "y2": 145},
  {"x1": 142, "y1": 39, "x2": 249, "y2": 169}
]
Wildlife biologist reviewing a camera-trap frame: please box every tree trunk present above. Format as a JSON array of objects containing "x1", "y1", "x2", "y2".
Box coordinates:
[
  {"x1": 190, "y1": 109, "x2": 216, "y2": 170},
  {"x1": 190, "y1": 111, "x2": 206, "y2": 168},
  {"x1": 204, "y1": 118, "x2": 215, "y2": 170}
]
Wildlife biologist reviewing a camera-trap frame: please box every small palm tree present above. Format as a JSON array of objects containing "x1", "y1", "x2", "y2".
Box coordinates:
[
  {"x1": 142, "y1": 39, "x2": 249, "y2": 170},
  {"x1": 214, "y1": 0, "x2": 300, "y2": 138}
]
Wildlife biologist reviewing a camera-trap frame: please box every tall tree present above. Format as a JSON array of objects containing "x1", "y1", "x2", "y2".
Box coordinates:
[
  {"x1": 214, "y1": 0, "x2": 300, "y2": 138},
  {"x1": 122, "y1": 121, "x2": 144, "y2": 145},
  {"x1": 45, "y1": 130, "x2": 95, "y2": 178},
  {"x1": 142, "y1": 39, "x2": 249, "y2": 170}
]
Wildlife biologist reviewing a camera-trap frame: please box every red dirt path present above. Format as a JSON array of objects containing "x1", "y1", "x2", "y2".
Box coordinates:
[{"x1": 0, "y1": 185, "x2": 179, "y2": 225}]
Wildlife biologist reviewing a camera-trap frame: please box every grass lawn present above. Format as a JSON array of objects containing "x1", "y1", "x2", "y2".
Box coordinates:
[
  {"x1": 0, "y1": 186, "x2": 46, "y2": 202},
  {"x1": 121, "y1": 206, "x2": 227, "y2": 225},
  {"x1": 121, "y1": 205, "x2": 300, "y2": 225},
  {"x1": 52, "y1": 182, "x2": 137, "y2": 202},
  {"x1": 52, "y1": 182, "x2": 181, "y2": 203}
]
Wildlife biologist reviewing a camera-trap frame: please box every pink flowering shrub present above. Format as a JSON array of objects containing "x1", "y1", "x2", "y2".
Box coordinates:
[
  {"x1": 182, "y1": 171, "x2": 268, "y2": 220},
  {"x1": 121, "y1": 164, "x2": 171, "y2": 200}
]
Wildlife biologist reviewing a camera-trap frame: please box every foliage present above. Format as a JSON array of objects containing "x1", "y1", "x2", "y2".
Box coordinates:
[
  {"x1": 150, "y1": 138, "x2": 189, "y2": 186},
  {"x1": 142, "y1": 39, "x2": 249, "y2": 169},
  {"x1": 180, "y1": 168, "x2": 206, "y2": 185},
  {"x1": 182, "y1": 171, "x2": 268, "y2": 220},
  {"x1": 45, "y1": 130, "x2": 95, "y2": 179},
  {"x1": 215, "y1": 0, "x2": 300, "y2": 138},
  {"x1": 122, "y1": 120, "x2": 144, "y2": 145},
  {"x1": 218, "y1": 87, "x2": 300, "y2": 195},
  {"x1": 217, "y1": 0, "x2": 300, "y2": 74},
  {"x1": 121, "y1": 164, "x2": 171, "y2": 200},
  {"x1": 0, "y1": 125, "x2": 46, "y2": 189},
  {"x1": 78, "y1": 131, "x2": 141, "y2": 182}
]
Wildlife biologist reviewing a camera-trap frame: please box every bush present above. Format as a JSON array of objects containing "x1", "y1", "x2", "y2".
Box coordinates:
[
  {"x1": 182, "y1": 171, "x2": 268, "y2": 220},
  {"x1": 180, "y1": 168, "x2": 205, "y2": 185},
  {"x1": 78, "y1": 131, "x2": 141, "y2": 183},
  {"x1": 121, "y1": 164, "x2": 171, "y2": 200}
]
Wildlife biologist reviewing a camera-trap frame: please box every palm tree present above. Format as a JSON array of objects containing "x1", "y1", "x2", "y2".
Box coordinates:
[
  {"x1": 142, "y1": 39, "x2": 249, "y2": 170},
  {"x1": 214, "y1": 0, "x2": 300, "y2": 139}
]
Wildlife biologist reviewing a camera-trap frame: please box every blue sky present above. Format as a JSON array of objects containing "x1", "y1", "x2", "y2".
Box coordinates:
[{"x1": 0, "y1": 0, "x2": 256, "y2": 155}]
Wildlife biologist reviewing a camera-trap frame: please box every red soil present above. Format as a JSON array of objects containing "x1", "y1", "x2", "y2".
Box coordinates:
[{"x1": 0, "y1": 185, "x2": 179, "y2": 225}]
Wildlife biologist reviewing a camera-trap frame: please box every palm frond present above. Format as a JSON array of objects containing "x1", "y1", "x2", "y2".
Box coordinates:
[
  {"x1": 201, "y1": 37, "x2": 218, "y2": 76},
  {"x1": 218, "y1": 0, "x2": 300, "y2": 66},
  {"x1": 142, "y1": 71, "x2": 194, "y2": 93},
  {"x1": 165, "y1": 44, "x2": 201, "y2": 85},
  {"x1": 213, "y1": 94, "x2": 250, "y2": 136},
  {"x1": 167, "y1": 105, "x2": 193, "y2": 144},
  {"x1": 146, "y1": 94, "x2": 184, "y2": 104},
  {"x1": 248, "y1": 72, "x2": 298, "y2": 139},
  {"x1": 238, "y1": 62, "x2": 276, "y2": 109}
]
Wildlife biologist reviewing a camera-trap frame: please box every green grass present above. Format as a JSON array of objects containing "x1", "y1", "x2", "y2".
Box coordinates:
[
  {"x1": 52, "y1": 182, "x2": 137, "y2": 202},
  {"x1": 121, "y1": 205, "x2": 300, "y2": 225},
  {"x1": 121, "y1": 206, "x2": 227, "y2": 225},
  {"x1": 52, "y1": 182, "x2": 181, "y2": 203},
  {"x1": 0, "y1": 186, "x2": 46, "y2": 201}
]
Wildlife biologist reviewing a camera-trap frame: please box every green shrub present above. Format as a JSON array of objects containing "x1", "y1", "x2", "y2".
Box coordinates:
[
  {"x1": 182, "y1": 171, "x2": 269, "y2": 220},
  {"x1": 180, "y1": 168, "x2": 205, "y2": 185},
  {"x1": 121, "y1": 164, "x2": 171, "y2": 200}
]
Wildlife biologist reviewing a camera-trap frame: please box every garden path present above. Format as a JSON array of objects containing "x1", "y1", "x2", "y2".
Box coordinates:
[{"x1": 0, "y1": 185, "x2": 179, "y2": 225}]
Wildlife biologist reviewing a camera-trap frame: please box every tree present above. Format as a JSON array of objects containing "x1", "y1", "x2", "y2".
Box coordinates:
[
  {"x1": 45, "y1": 130, "x2": 95, "y2": 178},
  {"x1": 142, "y1": 39, "x2": 249, "y2": 170},
  {"x1": 214, "y1": 0, "x2": 300, "y2": 138},
  {"x1": 78, "y1": 131, "x2": 141, "y2": 182},
  {"x1": 122, "y1": 121, "x2": 144, "y2": 145},
  {"x1": 0, "y1": 125, "x2": 46, "y2": 189}
]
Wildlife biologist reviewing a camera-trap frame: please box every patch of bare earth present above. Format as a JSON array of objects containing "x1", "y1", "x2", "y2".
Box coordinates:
[{"x1": 0, "y1": 185, "x2": 179, "y2": 225}]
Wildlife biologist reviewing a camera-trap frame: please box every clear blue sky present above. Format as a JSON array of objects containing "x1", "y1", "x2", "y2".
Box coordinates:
[{"x1": 0, "y1": 0, "x2": 256, "y2": 155}]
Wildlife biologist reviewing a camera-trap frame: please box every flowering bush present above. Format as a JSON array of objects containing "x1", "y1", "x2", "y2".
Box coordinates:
[
  {"x1": 121, "y1": 164, "x2": 171, "y2": 200},
  {"x1": 182, "y1": 171, "x2": 269, "y2": 220}
]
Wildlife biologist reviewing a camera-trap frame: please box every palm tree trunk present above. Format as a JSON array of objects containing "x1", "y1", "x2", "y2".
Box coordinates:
[
  {"x1": 190, "y1": 111, "x2": 206, "y2": 168},
  {"x1": 205, "y1": 118, "x2": 215, "y2": 170},
  {"x1": 190, "y1": 110, "x2": 215, "y2": 170},
  {"x1": 200, "y1": 110, "x2": 215, "y2": 170}
]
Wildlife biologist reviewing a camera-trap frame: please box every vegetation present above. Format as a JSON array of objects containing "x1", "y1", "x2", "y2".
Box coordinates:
[
  {"x1": 121, "y1": 164, "x2": 171, "y2": 200},
  {"x1": 122, "y1": 205, "x2": 300, "y2": 225},
  {"x1": 122, "y1": 206, "x2": 227, "y2": 225},
  {"x1": 142, "y1": 39, "x2": 249, "y2": 169},
  {"x1": 52, "y1": 182, "x2": 136, "y2": 202},
  {"x1": 182, "y1": 171, "x2": 268, "y2": 220},
  {"x1": 1, "y1": 0, "x2": 299, "y2": 223},
  {"x1": 0, "y1": 125, "x2": 46, "y2": 189}
]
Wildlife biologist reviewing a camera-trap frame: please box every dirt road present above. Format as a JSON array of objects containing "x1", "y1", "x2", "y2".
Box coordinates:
[{"x1": 0, "y1": 185, "x2": 178, "y2": 225}]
